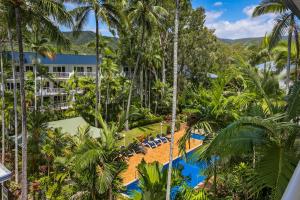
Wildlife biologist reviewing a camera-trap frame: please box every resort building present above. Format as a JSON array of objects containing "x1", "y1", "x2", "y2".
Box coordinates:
[{"x1": 5, "y1": 52, "x2": 98, "y2": 110}]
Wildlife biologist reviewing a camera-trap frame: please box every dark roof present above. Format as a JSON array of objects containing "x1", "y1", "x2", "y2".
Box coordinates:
[{"x1": 6, "y1": 52, "x2": 97, "y2": 65}]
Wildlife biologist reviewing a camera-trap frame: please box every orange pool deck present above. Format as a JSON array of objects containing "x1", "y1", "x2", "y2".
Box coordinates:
[{"x1": 121, "y1": 125, "x2": 203, "y2": 185}]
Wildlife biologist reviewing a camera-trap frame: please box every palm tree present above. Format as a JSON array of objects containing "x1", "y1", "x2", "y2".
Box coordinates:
[
  {"x1": 125, "y1": 0, "x2": 168, "y2": 130},
  {"x1": 25, "y1": 27, "x2": 56, "y2": 111},
  {"x1": 166, "y1": 0, "x2": 179, "y2": 199},
  {"x1": 71, "y1": 114, "x2": 126, "y2": 200},
  {"x1": 71, "y1": 0, "x2": 120, "y2": 127},
  {"x1": 8, "y1": 25, "x2": 19, "y2": 184},
  {"x1": 0, "y1": 37, "x2": 5, "y2": 165},
  {"x1": 11, "y1": 0, "x2": 72, "y2": 198},
  {"x1": 133, "y1": 159, "x2": 184, "y2": 200},
  {"x1": 253, "y1": 0, "x2": 299, "y2": 90},
  {"x1": 195, "y1": 70, "x2": 300, "y2": 199}
]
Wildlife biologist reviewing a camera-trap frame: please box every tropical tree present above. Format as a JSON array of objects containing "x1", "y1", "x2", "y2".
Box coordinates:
[
  {"x1": 253, "y1": 0, "x2": 299, "y2": 90},
  {"x1": 132, "y1": 159, "x2": 184, "y2": 200},
  {"x1": 125, "y1": 0, "x2": 168, "y2": 130},
  {"x1": 0, "y1": 32, "x2": 5, "y2": 165},
  {"x1": 194, "y1": 70, "x2": 300, "y2": 199},
  {"x1": 70, "y1": 115, "x2": 127, "y2": 200},
  {"x1": 166, "y1": 0, "x2": 179, "y2": 199},
  {"x1": 71, "y1": 0, "x2": 120, "y2": 127},
  {"x1": 10, "y1": 0, "x2": 72, "y2": 198},
  {"x1": 25, "y1": 27, "x2": 58, "y2": 111}
]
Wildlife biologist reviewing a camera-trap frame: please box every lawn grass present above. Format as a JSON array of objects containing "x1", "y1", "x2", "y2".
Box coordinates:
[{"x1": 119, "y1": 122, "x2": 169, "y2": 146}]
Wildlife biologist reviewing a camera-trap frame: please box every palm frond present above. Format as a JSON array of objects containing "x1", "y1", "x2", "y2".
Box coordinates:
[
  {"x1": 252, "y1": 0, "x2": 286, "y2": 17},
  {"x1": 269, "y1": 12, "x2": 292, "y2": 49}
]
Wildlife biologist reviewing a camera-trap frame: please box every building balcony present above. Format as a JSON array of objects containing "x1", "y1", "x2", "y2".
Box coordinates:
[
  {"x1": 37, "y1": 88, "x2": 66, "y2": 96},
  {"x1": 50, "y1": 72, "x2": 96, "y2": 78},
  {"x1": 73, "y1": 72, "x2": 96, "y2": 77},
  {"x1": 51, "y1": 72, "x2": 70, "y2": 78},
  {"x1": 28, "y1": 102, "x2": 71, "y2": 111}
]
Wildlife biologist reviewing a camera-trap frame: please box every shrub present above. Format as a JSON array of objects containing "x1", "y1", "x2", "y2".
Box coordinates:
[
  {"x1": 129, "y1": 116, "x2": 163, "y2": 129},
  {"x1": 175, "y1": 121, "x2": 181, "y2": 131}
]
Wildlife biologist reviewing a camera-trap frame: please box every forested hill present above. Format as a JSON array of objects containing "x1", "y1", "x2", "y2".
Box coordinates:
[
  {"x1": 63, "y1": 31, "x2": 271, "y2": 46},
  {"x1": 63, "y1": 31, "x2": 118, "y2": 47}
]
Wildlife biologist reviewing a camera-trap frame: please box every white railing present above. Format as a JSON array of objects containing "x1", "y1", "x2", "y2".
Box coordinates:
[
  {"x1": 51, "y1": 102, "x2": 71, "y2": 110},
  {"x1": 37, "y1": 88, "x2": 66, "y2": 96},
  {"x1": 28, "y1": 102, "x2": 71, "y2": 111},
  {"x1": 50, "y1": 72, "x2": 70, "y2": 78},
  {"x1": 74, "y1": 72, "x2": 96, "y2": 77}
]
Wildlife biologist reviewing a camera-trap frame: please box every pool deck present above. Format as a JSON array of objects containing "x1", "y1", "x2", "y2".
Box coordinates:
[{"x1": 121, "y1": 124, "x2": 203, "y2": 185}]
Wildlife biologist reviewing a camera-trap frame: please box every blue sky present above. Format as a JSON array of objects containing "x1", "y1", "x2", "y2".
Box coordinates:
[{"x1": 64, "y1": 0, "x2": 276, "y2": 39}]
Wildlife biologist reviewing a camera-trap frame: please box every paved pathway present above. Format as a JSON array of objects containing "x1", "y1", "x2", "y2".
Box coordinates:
[{"x1": 121, "y1": 125, "x2": 203, "y2": 185}]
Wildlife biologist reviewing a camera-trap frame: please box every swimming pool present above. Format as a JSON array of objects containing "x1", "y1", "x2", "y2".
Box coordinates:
[
  {"x1": 124, "y1": 146, "x2": 208, "y2": 198},
  {"x1": 191, "y1": 133, "x2": 205, "y2": 140}
]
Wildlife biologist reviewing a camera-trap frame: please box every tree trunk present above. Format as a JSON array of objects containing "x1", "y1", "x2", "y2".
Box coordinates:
[
  {"x1": 286, "y1": 30, "x2": 292, "y2": 92},
  {"x1": 105, "y1": 83, "x2": 109, "y2": 122},
  {"x1": 40, "y1": 75, "x2": 43, "y2": 108},
  {"x1": 15, "y1": 6, "x2": 28, "y2": 200},
  {"x1": 0, "y1": 44, "x2": 5, "y2": 164},
  {"x1": 34, "y1": 52, "x2": 38, "y2": 111},
  {"x1": 140, "y1": 67, "x2": 143, "y2": 106},
  {"x1": 95, "y1": 11, "x2": 100, "y2": 127},
  {"x1": 125, "y1": 25, "x2": 146, "y2": 131},
  {"x1": 8, "y1": 28, "x2": 19, "y2": 183},
  {"x1": 294, "y1": 27, "x2": 299, "y2": 81},
  {"x1": 166, "y1": 1, "x2": 179, "y2": 199}
]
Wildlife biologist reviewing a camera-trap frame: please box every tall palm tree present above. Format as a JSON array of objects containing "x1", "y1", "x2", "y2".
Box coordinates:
[
  {"x1": 1, "y1": 0, "x2": 20, "y2": 184},
  {"x1": 0, "y1": 37, "x2": 5, "y2": 165},
  {"x1": 253, "y1": 0, "x2": 299, "y2": 90},
  {"x1": 25, "y1": 27, "x2": 56, "y2": 111},
  {"x1": 11, "y1": 0, "x2": 72, "y2": 198},
  {"x1": 166, "y1": 0, "x2": 179, "y2": 199},
  {"x1": 71, "y1": 0, "x2": 120, "y2": 127},
  {"x1": 125, "y1": 0, "x2": 168, "y2": 130},
  {"x1": 7, "y1": 25, "x2": 19, "y2": 184},
  {"x1": 71, "y1": 115, "x2": 126, "y2": 200}
]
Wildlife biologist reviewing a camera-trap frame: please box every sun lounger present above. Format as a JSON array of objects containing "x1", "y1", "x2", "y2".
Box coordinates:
[
  {"x1": 149, "y1": 136, "x2": 162, "y2": 146},
  {"x1": 142, "y1": 140, "x2": 157, "y2": 148},
  {"x1": 157, "y1": 135, "x2": 168, "y2": 143}
]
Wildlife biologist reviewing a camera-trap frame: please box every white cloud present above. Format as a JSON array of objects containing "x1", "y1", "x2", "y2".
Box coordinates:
[
  {"x1": 206, "y1": 11, "x2": 223, "y2": 23},
  {"x1": 214, "y1": 2, "x2": 223, "y2": 7},
  {"x1": 205, "y1": 5, "x2": 276, "y2": 39},
  {"x1": 243, "y1": 5, "x2": 256, "y2": 17}
]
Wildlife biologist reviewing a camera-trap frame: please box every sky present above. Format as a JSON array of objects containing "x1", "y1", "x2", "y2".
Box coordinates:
[{"x1": 64, "y1": 0, "x2": 277, "y2": 40}]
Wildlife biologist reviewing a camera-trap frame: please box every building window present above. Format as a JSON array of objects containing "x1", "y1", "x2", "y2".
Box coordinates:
[
  {"x1": 54, "y1": 81, "x2": 62, "y2": 88},
  {"x1": 53, "y1": 66, "x2": 65, "y2": 72},
  {"x1": 74, "y1": 67, "x2": 84, "y2": 72},
  {"x1": 87, "y1": 67, "x2": 92, "y2": 72},
  {"x1": 16, "y1": 66, "x2": 20, "y2": 72},
  {"x1": 26, "y1": 66, "x2": 33, "y2": 72}
]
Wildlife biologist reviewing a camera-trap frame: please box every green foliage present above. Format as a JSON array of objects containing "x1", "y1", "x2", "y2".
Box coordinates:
[{"x1": 132, "y1": 159, "x2": 184, "y2": 200}]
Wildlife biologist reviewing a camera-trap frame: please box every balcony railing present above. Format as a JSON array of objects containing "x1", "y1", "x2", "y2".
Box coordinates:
[
  {"x1": 28, "y1": 102, "x2": 71, "y2": 111},
  {"x1": 74, "y1": 72, "x2": 96, "y2": 77},
  {"x1": 51, "y1": 72, "x2": 70, "y2": 78},
  {"x1": 37, "y1": 88, "x2": 66, "y2": 96}
]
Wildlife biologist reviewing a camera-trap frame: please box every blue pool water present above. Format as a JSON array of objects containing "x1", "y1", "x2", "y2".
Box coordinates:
[
  {"x1": 191, "y1": 133, "x2": 206, "y2": 140},
  {"x1": 125, "y1": 147, "x2": 208, "y2": 198}
]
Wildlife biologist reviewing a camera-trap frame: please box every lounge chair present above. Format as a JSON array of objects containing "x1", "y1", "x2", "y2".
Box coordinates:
[
  {"x1": 157, "y1": 135, "x2": 168, "y2": 143},
  {"x1": 120, "y1": 146, "x2": 134, "y2": 157},
  {"x1": 132, "y1": 143, "x2": 147, "y2": 154},
  {"x1": 142, "y1": 139, "x2": 157, "y2": 148},
  {"x1": 149, "y1": 136, "x2": 162, "y2": 146}
]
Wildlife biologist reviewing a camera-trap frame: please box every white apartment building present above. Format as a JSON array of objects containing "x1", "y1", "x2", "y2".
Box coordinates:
[{"x1": 6, "y1": 52, "x2": 98, "y2": 110}]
